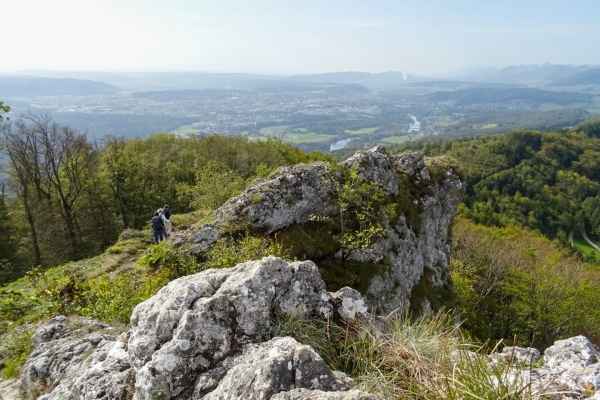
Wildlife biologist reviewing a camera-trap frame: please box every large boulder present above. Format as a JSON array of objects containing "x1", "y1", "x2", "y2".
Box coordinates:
[
  {"x1": 21, "y1": 258, "x2": 381, "y2": 400},
  {"x1": 176, "y1": 147, "x2": 466, "y2": 315}
]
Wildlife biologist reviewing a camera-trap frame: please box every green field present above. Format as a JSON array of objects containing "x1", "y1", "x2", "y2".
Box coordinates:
[
  {"x1": 259, "y1": 125, "x2": 292, "y2": 135},
  {"x1": 283, "y1": 133, "x2": 336, "y2": 144},
  {"x1": 248, "y1": 132, "x2": 335, "y2": 144},
  {"x1": 380, "y1": 135, "x2": 415, "y2": 144},
  {"x1": 345, "y1": 127, "x2": 379, "y2": 135},
  {"x1": 573, "y1": 237, "x2": 600, "y2": 259},
  {"x1": 173, "y1": 124, "x2": 203, "y2": 134},
  {"x1": 481, "y1": 123, "x2": 498, "y2": 129}
]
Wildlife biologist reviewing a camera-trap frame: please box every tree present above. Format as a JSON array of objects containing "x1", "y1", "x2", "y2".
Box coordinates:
[
  {"x1": 1, "y1": 115, "x2": 98, "y2": 260},
  {"x1": 0, "y1": 101, "x2": 9, "y2": 121}
]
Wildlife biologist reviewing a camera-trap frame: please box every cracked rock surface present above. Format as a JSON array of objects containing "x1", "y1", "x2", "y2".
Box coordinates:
[
  {"x1": 177, "y1": 146, "x2": 466, "y2": 315},
  {"x1": 20, "y1": 257, "x2": 381, "y2": 400}
]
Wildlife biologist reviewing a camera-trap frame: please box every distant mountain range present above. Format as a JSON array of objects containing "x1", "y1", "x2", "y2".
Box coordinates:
[
  {"x1": 548, "y1": 68, "x2": 600, "y2": 86},
  {"x1": 0, "y1": 76, "x2": 118, "y2": 97},
  {"x1": 449, "y1": 64, "x2": 599, "y2": 85},
  {"x1": 3, "y1": 64, "x2": 600, "y2": 98}
]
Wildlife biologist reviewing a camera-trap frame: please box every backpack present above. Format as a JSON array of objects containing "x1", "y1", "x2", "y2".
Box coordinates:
[{"x1": 151, "y1": 216, "x2": 164, "y2": 230}]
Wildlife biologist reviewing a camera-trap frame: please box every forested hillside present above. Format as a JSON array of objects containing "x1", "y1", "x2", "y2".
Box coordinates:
[
  {"x1": 0, "y1": 115, "x2": 331, "y2": 283},
  {"x1": 389, "y1": 119, "x2": 600, "y2": 250}
]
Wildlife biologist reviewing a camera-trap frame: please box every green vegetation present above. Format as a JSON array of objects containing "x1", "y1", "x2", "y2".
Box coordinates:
[
  {"x1": 391, "y1": 126, "x2": 600, "y2": 246},
  {"x1": 344, "y1": 127, "x2": 379, "y2": 135},
  {"x1": 265, "y1": 310, "x2": 542, "y2": 399},
  {"x1": 0, "y1": 118, "x2": 332, "y2": 284},
  {"x1": 451, "y1": 218, "x2": 600, "y2": 348},
  {"x1": 171, "y1": 124, "x2": 203, "y2": 134},
  {"x1": 0, "y1": 101, "x2": 9, "y2": 121},
  {"x1": 572, "y1": 237, "x2": 600, "y2": 260},
  {"x1": 259, "y1": 125, "x2": 292, "y2": 135},
  {"x1": 380, "y1": 135, "x2": 414, "y2": 144}
]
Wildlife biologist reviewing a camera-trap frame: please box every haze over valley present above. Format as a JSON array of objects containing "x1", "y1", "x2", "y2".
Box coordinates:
[{"x1": 2, "y1": 63, "x2": 600, "y2": 152}]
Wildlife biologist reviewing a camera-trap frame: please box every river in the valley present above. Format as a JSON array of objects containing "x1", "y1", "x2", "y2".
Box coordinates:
[{"x1": 330, "y1": 138, "x2": 354, "y2": 151}]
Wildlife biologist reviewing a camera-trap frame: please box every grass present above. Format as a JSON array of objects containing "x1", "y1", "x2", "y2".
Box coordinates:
[
  {"x1": 345, "y1": 127, "x2": 379, "y2": 135},
  {"x1": 264, "y1": 310, "x2": 551, "y2": 400},
  {"x1": 283, "y1": 133, "x2": 336, "y2": 144},
  {"x1": 573, "y1": 237, "x2": 600, "y2": 259},
  {"x1": 0, "y1": 210, "x2": 214, "y2": 379},
  {"x1": 172, "y1": 125, "x2": 204, "y2": 134},
  {"x1": 259, "y1": 125, "x2": 292, "y2": 136},
  {"x1": 380, "y1": 135, "x2": 415, "y2": 144}
]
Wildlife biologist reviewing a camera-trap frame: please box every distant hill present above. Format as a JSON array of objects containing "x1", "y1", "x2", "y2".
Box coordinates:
[
  {"x1": 450, "y1": 64, "x2": 596, "y2": 85},
  {"x1": 287, "y1": 71, "x2": 423, "y2": 84},
  {"x1": 549, "y1": 68, "x2": 600, "y2": 86},
  {"x1": 425, "y1": 87, "x2": 593, "y2": 105},
  {"x1": 0, "y1": 76, "x2": 119, "y2": 97}
]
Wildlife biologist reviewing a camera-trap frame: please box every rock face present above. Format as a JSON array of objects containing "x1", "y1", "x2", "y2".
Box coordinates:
[
  {"x1": 20, "y1": 316, "x2": 134, "y2": 400},
  {"x1": 494, "y1": 336, "x2": 600, "y2": 399},
  {"x1": 19, "y1": 257, "x2": 379, "y2": 400},
  {"x1": 177, "y1": 146, "x2": 466, "y2": 315}
]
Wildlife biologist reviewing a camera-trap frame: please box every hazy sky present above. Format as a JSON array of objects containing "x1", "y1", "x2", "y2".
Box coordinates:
[{"x1": 3, "y1": 0, "x2": 600, "y2": 75}]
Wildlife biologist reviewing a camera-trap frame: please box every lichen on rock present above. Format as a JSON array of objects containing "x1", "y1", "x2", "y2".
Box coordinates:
[
  {"x1": 176, "y1": 146, "x2": 466, "y2": 315},
  {"x1": 19, "y1": 257, "x2": 383, "y2": 400}
]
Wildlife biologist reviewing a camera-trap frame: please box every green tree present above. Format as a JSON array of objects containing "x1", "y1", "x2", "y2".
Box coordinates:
[{"x1": 0, "y1": 101, "x2": 9, "y2": 121}]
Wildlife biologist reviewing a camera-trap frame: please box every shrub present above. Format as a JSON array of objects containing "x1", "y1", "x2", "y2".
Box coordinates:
[
  {"x1": 204, "y1": 234, "x2": 290, "y2": 270},
  {"x1": 79, "y1": 272, "x2": 168, "y2": 325}
]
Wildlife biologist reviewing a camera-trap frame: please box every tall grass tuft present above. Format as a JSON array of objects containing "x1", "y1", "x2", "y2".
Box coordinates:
[{"x1": 265, "y1": 310, "x2": 557, "y2": 400}]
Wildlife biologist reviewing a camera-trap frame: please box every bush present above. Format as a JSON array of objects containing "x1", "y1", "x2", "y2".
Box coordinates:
[
  {"x1": 79, "y1": 272, "x2": 169, "y2": 325},
  {"x1": 204, "y1": 234, "x2": 290, "y2": 270}
]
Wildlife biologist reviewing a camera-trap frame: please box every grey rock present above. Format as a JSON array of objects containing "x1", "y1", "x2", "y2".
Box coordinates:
[
  {"x1": 343, "y1": 145, "x2": 399, "y2": 196},
  {"x1": 189, "y1": 224, "x2": 220, "y2": 253},
  {"x1": 544, "y1": 336, "x2": 599, "y2": 371},
  {"x1": 213, "y1": 162, "x2": 338, "y2": 236},
  {"x1": 330, "y1": 287, "x2": 369, "y2": 321},
  {"x1": 180, "y1": 147, "x2": 466, "y2": 315},
  {"x1": 0, "y1": 379, "x2": 22, "y2": 400},
  {"x1": 22, "y1": 258, "x2": 379, "y2": 400},
  {"x1": 491, "y1": 346, "x2": 541, "y2": 365},
  {"x1": 128, "y1": 257, "x2": 338, "y2": 400},
  {"x1": 203, "y1": 337, "x2": 349, "y2": 400},
  {"x1": 363, "y1": 153, "x2": 465, "y2": 315},
  {"x1": 271, "y1": 388, "x2": 379, "y2": 400},
  {"x1": 20, "y1": 317, "x2": 134, "y2": 400}
]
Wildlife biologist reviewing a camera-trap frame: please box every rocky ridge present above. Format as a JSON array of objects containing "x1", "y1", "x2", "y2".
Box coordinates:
[
  {"x1": 10, "y1": 257, "x2": 600, "y2": 400},
  {"x1": 176, "y1": 146, "x2": 466, "y2": 315},
  {"x1": 16, "y1": 257, "x2": 379, "y2": 400}
]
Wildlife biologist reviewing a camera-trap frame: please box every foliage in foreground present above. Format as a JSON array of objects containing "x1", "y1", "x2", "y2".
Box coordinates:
[
  {"x1": 266, "y1": 310, "x2": 550, "y2": 400},
  {"x1": 451, "y1": 218, "x2": 600, "y2": 348}
]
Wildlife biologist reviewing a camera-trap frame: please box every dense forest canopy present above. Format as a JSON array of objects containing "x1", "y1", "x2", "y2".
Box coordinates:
[{"x1": 388, "y1": 120, "x2": 600, "y2": 246}]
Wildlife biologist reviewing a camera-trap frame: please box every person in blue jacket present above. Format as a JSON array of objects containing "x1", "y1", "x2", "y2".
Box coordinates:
[{"x1": 151, "y1": 211, "x2": 165, "y2": 244}]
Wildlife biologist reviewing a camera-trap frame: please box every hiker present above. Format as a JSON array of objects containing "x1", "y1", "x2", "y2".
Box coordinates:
[
  {"x1": 151, "y1": 211, "x2": 165, "y2": 244},
  {"x1": 162, "y1": 205, "x2": 173, "y2": 237},
  {"x1": 158, "y1": 207, "x2": 172, "y2": 238}
]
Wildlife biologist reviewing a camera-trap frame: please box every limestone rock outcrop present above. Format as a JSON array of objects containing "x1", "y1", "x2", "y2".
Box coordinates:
[
  {"x1": 493, "y1": 336, "x2": 600, "y2": 399},
  {"x1": 19, "y1": 257, "x2": 379, "y2": 400},
  {"x1": 177, "y1": 146, "x2": 466, "y2": 315}
]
